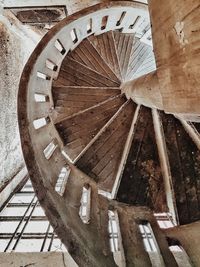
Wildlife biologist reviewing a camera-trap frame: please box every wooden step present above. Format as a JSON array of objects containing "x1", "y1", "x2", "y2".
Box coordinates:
[
  {"x1": 55, "y1": 95, "x2": 127, "y2": 161},
  {"x1": 53, "y1": 57, "x2": 120, "y2": 87},
  {"x1": 113, "y1": 31, "x2": 135, "y2": 81},
  {"x1": 68, "y1": 38, "x2": 120, "y2": 83},
  {"x1": 76, "y1": 101, "x2": 136, "y2": 192},
  {"x1": 52, "y1": 86, "x2": 121, "y2": 123},
  {"x1": 131, "y1": 52, "x2": 156, "y2": 80},
  {"x1": 125, "y1": 38, "x2": 155, "y2": 81},
  {"x1": 117, "y1": 106, "x2": 167, "y2": 212},
  {"x1": 88, "y1": 31, "x2": 122, "y2": 81},
  {"x1": 160, "y1": 111, "x2": 200, "y2": 224}
]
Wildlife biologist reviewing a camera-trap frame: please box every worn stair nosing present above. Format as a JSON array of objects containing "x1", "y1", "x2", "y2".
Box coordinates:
[
  {"x1": 60, "y1": 57, "x2": 121, "y2": 87},
  {"x1": 52, "y1": 93, "x2": 123, "y2": 124}
]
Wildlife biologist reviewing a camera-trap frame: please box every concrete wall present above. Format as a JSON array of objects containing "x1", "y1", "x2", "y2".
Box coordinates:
[
  {"x1": 0, "y1": 252, "x2": 78, "y2": 267},
  {"x1": 0, "y1": 9, "x2": 40, "y2": 189}
]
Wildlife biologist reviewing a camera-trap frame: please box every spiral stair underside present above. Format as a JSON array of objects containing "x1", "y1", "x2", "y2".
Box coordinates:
[
  {"x1": 52, "y1": 29, "x2": 200, "y2": 221},
  {"x1": 18, "y1": 2, "x2": 200, "y2": 266}
]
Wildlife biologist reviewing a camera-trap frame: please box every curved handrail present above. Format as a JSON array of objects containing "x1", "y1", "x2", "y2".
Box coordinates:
[
  {"x1": 18, "y1": 0, "x2": 150, "y2": 194},
  {"x1": 18, "y1": 2, "x2": 152, "y2": 266}
]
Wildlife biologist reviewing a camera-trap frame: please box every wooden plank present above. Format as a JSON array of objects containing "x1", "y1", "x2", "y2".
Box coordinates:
[
  {"x1": 76, "y1": 101, "x2": 135, "y2": 192},
  {"x1": 55, "y1": 95, "x2": 126, "y2": 161},
  {"x1": 160, "y1": 112, "x2": 200, "y2": 224},
  {"x1": 152, "y1": 109, "x2": 179, "y2": 224},
  {"x1": 52, "y1": 86, "x2": 121, "y2": 122},
  {"x1": 68, "y1": 38, "x2": 120, "y2": 83},
  {"x1": 53, "y1": 93, "x2": 124, "y2": 124},
  {"x1": 76, "y1": 101, "x2": 132, "y2": 167},
  {"x1": 54, "y1": 57, "x2": 120, "y2": 87},
  {"x1": 111, "y1": 105, "x2": 140, "y2": 199},
  {"x1": 89, "y1": 32, "x2": 122, "y2": 80},
  {"x1": 126, "y1": 39, "x2": 154, "y2": 80},
  {"x1": 117, "y1": 106, "x2": 167, "y2": 212},
  {"x1": 113, "y1": 32, "x2": 135, "y2": 81}
]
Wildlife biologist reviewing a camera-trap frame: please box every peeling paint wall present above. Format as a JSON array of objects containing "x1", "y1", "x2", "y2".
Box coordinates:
[{"x1": 0, "y1": 11, "x2": 40, "y2": 189}]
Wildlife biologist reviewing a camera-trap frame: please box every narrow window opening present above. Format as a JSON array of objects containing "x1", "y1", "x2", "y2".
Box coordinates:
[
  {"x1": 129, "y1": 16, "x2": 141, "y2": 29},
  {"x1": 87, "y1": 18, "x2": 92, "y2": 34},
  {"x1": 79, "y1": 185, "x2": 91, "y2": 224},
  {"x1": 33, "y1": 117, "x2": 50, "y2": 130},
  {"x1": 139, "y1": 221, "x2": 165, "y2": 267},
  {"x1": 43, "y1": 140, "x2": 58, "y2": 160},
  {"x1": 34, "y1": 93, "x2": 49, "y2": 103},
  {"x1": 46, "y1": 59, "x2": 58, "y2": 71},
  {"x1": 54, "y1": 39, "x2": 66, "y2": 55},
  {"x1": 70, "y1": 28, "x2": 78, "y2": 44},
  {"x1": 101, "y1": 15, "x2": 108, "y2": 30},
  {"x1": 167, "y1": 238, "x2": 193, "y2": 267},
  {"x1": 116, "y1": 11, "x2": 126, "y2": 26},
  {"x1": 154, "y1": 213, "x2": 176, "y2": 229},
  {"x1": 37, "y1": 71, "x2": 50, "y2": 81},
  {"x1": 108, "y1": 210, "x2": 119, "y2": 252},
  {"x1": 55, "y1": 166, "x2": 71, "y2": 196},
  {"x1": 0, "y1": 179, "x2": 66, "y2": 252},
  {"x1": 108, "y1": 210, "x2": 126, "y2": 267}
]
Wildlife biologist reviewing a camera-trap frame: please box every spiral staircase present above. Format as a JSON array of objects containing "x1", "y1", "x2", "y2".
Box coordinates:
[{"x1": 18, "y1": 1, "x2": 200, "y2": 266}]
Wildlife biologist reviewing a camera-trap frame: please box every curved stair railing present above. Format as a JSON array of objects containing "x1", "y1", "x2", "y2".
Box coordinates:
[{"x1": 18, "y1": 1, "x2": 200, "y2": 267}]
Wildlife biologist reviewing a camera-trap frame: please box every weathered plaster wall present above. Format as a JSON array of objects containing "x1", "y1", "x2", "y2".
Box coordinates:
[{"x1": 0, "y1": 10, "x2": 40, "y2": 189}]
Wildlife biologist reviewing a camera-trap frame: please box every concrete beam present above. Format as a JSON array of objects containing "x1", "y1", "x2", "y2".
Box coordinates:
[
  {"x1": 152, "y1": 109, "x2": 179, "y2": 225},
  {"x1": 0, "y1": 167, "x2": 27, "y2": 208},
  {"x1": 3, "y1": 0, "x2": 67, "y2": 8},
  {"x1": 148, "y1": 0, "x2": 200, "y2": 115}
]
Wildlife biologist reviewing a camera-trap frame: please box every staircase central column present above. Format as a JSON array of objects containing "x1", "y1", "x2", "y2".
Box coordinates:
[
  {"x1": 121, "y1": 70, "x2": 163, "y2": 110},
  {"x1": 122, "y1": 0, "x2": 200, "y2": 118}
]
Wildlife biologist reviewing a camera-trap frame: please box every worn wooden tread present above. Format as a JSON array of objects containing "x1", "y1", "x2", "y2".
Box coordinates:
[
  {"x1": 53, "y1": 57, "x2": 120, "y2": 87},
  {"x1": 113, "y1": 31, "x2": 135, "y2": 81},
  {"x1": 88, "y1": 31, "x2": 122, "y2": 81},
  {"x1": 55, "y1": 95, "x2": 127, "y2": 161},
  {"x1": 52, "y1": 88, "x2": 122, "y2": 124},
  {"x1": 117, "y1": 106, "x2": 167, "y2": 212},
  {"x1": 76, "y1": 101, "x2": 136, "y2": 192},
  {"x1": 68, "y1": 38, "x2": 120, "y2": 83},
  {"x1": 160, "y1": 112, "x2": 200, "y2": 224}
]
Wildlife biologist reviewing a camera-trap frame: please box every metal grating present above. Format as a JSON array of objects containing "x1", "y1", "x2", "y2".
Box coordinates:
[{"x1": 0, "y1": 179, "x2": 66, "y2": 252}]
